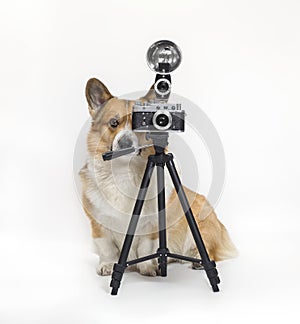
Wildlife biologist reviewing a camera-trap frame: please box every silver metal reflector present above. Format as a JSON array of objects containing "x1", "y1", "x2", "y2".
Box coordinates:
[{"x1": 146, "y1": 40, "x2": 182, "y2": 74}]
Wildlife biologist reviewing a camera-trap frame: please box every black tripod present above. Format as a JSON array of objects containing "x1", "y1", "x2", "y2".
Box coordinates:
[{"x1": 110, "y1": 132, "x2": 220, "y2": 295}]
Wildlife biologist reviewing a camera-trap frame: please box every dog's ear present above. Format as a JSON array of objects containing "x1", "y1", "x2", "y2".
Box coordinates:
[
  {"x1": 85, "y1": 78, "x2": 113, "y2": 118},
  {"x1": 139, "y1": 84, "x2": 155, "y2": 101}
]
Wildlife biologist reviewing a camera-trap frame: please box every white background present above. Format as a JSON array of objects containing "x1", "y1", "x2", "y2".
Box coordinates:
[{"x1": 1, "y1": 0, "x2": 300, "y2": 323}]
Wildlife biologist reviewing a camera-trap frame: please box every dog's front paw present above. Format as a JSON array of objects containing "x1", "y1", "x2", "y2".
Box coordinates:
[
  {"x1": 137, "y1": 262, "x2": 157, "y2": 277},
  {"x1": 97, "y1": 262, "x2": 114, "y2": 276}
]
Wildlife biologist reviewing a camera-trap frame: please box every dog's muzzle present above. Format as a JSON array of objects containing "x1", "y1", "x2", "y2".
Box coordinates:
[
  {"x1": 112, "y1": 130, "x2": 138, "y2": 152},
  {"x1": 118, "y1": 136, "x2": 133, "y2": 149}
]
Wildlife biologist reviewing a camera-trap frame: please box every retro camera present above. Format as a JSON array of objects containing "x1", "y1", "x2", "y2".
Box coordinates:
[
  {"x1": 132, "y1": 40, "x2": 184, "y2": 132},
  {"x1": 132, "y1": 102, "x2": 184, "y2": 132}
]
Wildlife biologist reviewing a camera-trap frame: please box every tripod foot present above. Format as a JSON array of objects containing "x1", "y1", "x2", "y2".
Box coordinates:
[
  {"x1": 111, "y1": 287, "x2": 119, "y2": 295},
  {"x1": 110, "y1": 263, "x2": 126, "y2": 296},
  {"x1": 203, "y1": 260, "x2": 221, "y2": 293},
  {"x1": 212, "y1": 285, "x2": 219, "y2": 292}
]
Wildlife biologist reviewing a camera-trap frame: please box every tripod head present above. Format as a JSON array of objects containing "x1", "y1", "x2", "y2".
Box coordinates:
[{"x1": 146, "y1": 132, "x2": 169, "y2": 155}]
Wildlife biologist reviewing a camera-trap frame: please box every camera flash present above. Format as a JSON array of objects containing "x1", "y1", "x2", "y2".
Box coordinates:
[{"x1": 146, "y1": 40, "x2": 182, "y2": 74}]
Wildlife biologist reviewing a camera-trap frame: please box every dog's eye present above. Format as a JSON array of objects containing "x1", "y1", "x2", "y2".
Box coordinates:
[{"x1": 109, "y1": 118, "x2": 119, "y2": 128}]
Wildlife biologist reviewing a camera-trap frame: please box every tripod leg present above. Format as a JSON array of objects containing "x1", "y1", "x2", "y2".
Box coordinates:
[
  {"x1": 166, "y1": 157, "x2": 220, "y2": 292},
  {"x1": 157, "y1": 163, "x2": 168, "y2": 277},
  {"x1": 110, "y1": 159, "x2": 155, "y2": 295}
]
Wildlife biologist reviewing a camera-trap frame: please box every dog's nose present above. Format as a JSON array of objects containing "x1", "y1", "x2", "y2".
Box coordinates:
[{"x1": 118, "y1": 137, "x2": 133, "y2": 149}]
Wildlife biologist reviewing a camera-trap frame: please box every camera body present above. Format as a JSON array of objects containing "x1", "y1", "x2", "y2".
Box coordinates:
[{"x1": 132, "y1": 101, "x2": 185, "y2": 132}]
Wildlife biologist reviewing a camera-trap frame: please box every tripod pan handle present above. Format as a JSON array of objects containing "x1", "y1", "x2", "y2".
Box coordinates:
[{"x1": 102, "y1": 147, "x2": 135, "y2": 161}]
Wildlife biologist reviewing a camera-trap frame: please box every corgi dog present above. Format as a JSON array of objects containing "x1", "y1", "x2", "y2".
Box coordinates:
[{"x1": 80, "y1": 78, "x2": 237, "y2": 277}]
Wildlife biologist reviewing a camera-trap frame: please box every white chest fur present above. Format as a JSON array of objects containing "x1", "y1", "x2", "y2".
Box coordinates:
[{"x1": 85, "y1": 155, "x2": 173, "y2": 235}]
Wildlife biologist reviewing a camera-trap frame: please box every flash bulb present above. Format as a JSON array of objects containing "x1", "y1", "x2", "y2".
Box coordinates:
[{"x1": 146, "y1": 40, "x2": 182, "y2": 74}]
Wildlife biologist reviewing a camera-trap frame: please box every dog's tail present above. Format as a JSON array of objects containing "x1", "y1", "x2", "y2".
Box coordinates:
[
  {"x1": 197, "y1": 210, "x2": 238, "y2": 262},
  {"x1": 214, "y1": 221, "x2": 238, "y2": 261}
]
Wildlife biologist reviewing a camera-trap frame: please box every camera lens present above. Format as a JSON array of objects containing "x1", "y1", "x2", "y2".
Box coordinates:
[
  {"x1": 154, "y1": 78, "x2": 171, "y2": 97},
  {"x1": 152, "y1": 111, "x2": 172, "y2": 130},
  {"x1": 156, "y1": 113, "x2": 169, "y2": 127},
  {"x1": 157, "y1": 80, "x2": 169, "y2": 94}
]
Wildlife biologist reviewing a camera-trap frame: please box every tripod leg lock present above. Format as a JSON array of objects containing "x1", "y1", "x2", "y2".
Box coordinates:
[
  {"x1": 203, "y1": 261, "x2": 221, "y2": 292},
  {"x1": 157, "y1": 248, "x2": 169, "y2": 277},
  {"x1": 157, "y1": 248, "x2": 169, "y2": 265},
  {"x1": 110, "y1": 263, "x2": 126, "y2": 295}
]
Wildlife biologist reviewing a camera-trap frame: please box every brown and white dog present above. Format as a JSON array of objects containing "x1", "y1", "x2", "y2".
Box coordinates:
[{"x1": 80, "y1": 78, "x2": 237, "y2": 277}]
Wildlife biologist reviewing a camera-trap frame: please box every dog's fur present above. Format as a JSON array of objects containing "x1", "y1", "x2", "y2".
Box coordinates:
[{"x1": 80, "y1": 78, "x2": 237, "y2": 276}]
